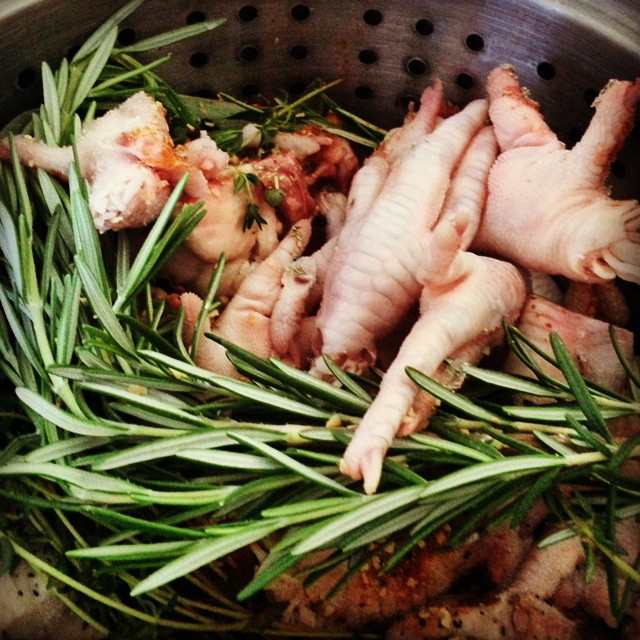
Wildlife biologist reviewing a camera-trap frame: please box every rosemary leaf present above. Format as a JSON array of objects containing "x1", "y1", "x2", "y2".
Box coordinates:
[
  {"x1": 231, "y1": 433, "x2": 358, "y2": 497},
  {"x1": 72, "y1": 0, "x2": 144, "y2": 62},
  {"x1": 68, "y1": 540, "x2": 193, "y2": 561},
  {"x1": 119, "y1": 19, "x2": 226, "y2": 54},
  {"x1": 130, "y1": 522, "x2": 276, "y2": 596},
  {"x1": 406, "y1": 367, "x2": 507, "y2": 425},
  {"x1": 292, "y1": 486, "x2": 424, "y2": 555},
  {"x1": 71, "y1": 26, "x2": 118, "y2": 112},
  {"x1": 15, "y1": 388, "x2": 124, "y2": 437},
  {"x1": 550, "y1": 332, "x2": 613, "y2": 443}
]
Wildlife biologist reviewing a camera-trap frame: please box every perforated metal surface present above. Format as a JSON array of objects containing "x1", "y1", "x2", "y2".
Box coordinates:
[{"x1": 0, "y1": 0, "x2": 639, "y2": 200}]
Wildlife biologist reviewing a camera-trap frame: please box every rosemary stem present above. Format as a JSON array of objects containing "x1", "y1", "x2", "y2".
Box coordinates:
[
  {"x1": 50, "y1": 588, "x2": 109, "y2": 636},
  {"x1": 6, "y1": 537, "x2": 245, "y2": 632},
  {"x1": 27, "y1": 301, "x2": 83, "y2": 417},
  {"x1": 564, "y1": 446, "x2": 640, "y2": 467}
]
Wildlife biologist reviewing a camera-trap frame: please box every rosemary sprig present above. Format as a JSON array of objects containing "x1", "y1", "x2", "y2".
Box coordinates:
[{"x1": 0, "y1": 2, "x2": 638, "y2": 637}]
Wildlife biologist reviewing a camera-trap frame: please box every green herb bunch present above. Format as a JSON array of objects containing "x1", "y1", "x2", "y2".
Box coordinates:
[{"x1": 0, "y1": 2, "x2": 639, "y2": 638}]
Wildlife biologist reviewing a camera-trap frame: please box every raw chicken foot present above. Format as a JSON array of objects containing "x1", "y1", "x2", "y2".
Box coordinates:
[
  {"x1": 340, "y1": 235, "x2": 525, "y2": 493},
  {"x1": 475, "y1": 66, "x2": 640, "y2": 283},
  {"x1": 181, "y1": 220, "x2": 312, "y2": 378},
  {"x1": 339, "y1": 124, "x2": 518, "y2": 494},
  {"x1": 317, "y1": 83, "x2": 488, "y2": 375}
]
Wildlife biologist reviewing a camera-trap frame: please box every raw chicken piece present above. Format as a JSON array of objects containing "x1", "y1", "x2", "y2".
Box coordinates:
[
  {"x1": 388, "y1": 534, "x2": 584, "y2": 640},
  {"x1": 251, "y1": 152, "x2": 316, "y2": 223},
  {"x1": 1, "y1": 92, "x2": 176, "y2": 232},
  {"x1": 317, "y1": 86, "x2": 488, "y2": 375},
  {"x1": 270, "y1": 157, "x2": 389, "y2": 366},
  {"x1": 338, "y1": 119, "x2": 520, "y2": 493},
  {"x1": 341, "y1": 245, "x2": 525, "y2": 494},
  {"x1": 317, "y1": 190, "x2": 349, "y2": 240},
  {"x1": 270, "y1": 238, "x2": 335, "y2": 364},
  {"x1": 274, "y1": 126, "x2": 359, "y2": 192},
  {"x1": 438, "y1": 125, "x2": 498, "y2": 251},
  {"x1": 3, "y1": 92, "x2": 284, "y2": 297},
  {"x1": 176, "y1": 132, "x2": 229, "y2": 180},
  {"x1": 474, "y1": 66, "x2": 640, "y2": 283},
  {"x1": 527, "y1": 271, "x2": 563, "y2": 304},
  {"x1": 287, "y1": 121, "x2": 494, "y2": 376},
  {"x1": 181, "y1": 174, "x2": 280, "y2": 264},
  {"x1": 1, "y1": 135, "x2": 72, "y2": 179},
  {"x1": 181, "y1": 220, "x2": 312, "y2": 378},
  {"x1": 552, "y1": 519, "x2": 640, "y2": 629},
  {"x1": 505, "y1": 295, "x2": 635, "y2": 395},
  {"x1": 269, "y1": 507, "x2": 546, "y2": 632}
]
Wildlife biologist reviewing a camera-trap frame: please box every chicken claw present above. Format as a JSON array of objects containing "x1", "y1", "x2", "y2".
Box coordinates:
[
  {"x1": 475, "y1": 66, "x2": 640, "y2": 283},
  {"x1": 341, "y1": 250, "x2": 525, "y2": 494},
  {"x1": 181, "y1": 219, "x2": 312, "y2": 378},
  {"x1": 317, "y1": 88, "x2": 488, "y2": 375}
]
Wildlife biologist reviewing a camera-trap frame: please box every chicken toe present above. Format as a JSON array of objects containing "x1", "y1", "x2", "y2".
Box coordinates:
[{"x1": 475, "y1": 67, "x2": 640, "y2": 284}]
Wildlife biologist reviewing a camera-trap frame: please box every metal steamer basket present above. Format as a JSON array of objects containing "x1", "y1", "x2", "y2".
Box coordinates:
[
  {"x1": 0, "y1": 0, "x2": 639, "y2": 638},
  {"x1": 1, "y1": 1, "x2": 638, "y2": 157}
]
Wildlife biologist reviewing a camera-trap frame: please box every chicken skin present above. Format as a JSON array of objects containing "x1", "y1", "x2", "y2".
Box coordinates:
[
  {"x1": 317, "y1": 82, "x2": 488, "y2": 375},
  {"x1": 181, "y1": 220, "x2": 312, "y2": 378},
  {"x1": 474, "y1": 66, "x2": 640, "y2": 283}
]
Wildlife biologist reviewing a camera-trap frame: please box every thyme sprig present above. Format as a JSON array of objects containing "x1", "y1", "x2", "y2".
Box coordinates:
[{"x1": 232, "y1": 168, "x2": 268, "y2": 231}]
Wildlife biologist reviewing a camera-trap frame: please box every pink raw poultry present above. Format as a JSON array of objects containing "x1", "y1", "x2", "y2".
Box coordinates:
[
  {"x1": 316, "y1": 81, "x2": 488, "y2": 376},
  {"x1": 181, "y1": 220, "x2": 312, "y2": 378},
  {"x1": 338, "y1": 121, "x2": 525, "y2": 493},
  {"x1": 504, "y1": 295, "x2": 635, "y2": 395},
  {"x1": 1, "y1": 92, "x2": 177, "y2": 232},
  {"x1": 388, "y1": 535, "x2": 584, "y2": 640},
  {"x1": 474, "y1": 66, "x2": 640, "y2": 283}
]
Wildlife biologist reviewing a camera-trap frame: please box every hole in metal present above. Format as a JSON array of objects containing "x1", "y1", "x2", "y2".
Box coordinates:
[
  {"x1": 289, "y1": 81, "x2": 306, "y2": 95},
  {"x1": 415, "y1": 19, "x2": 434, "y2": 36},
  {"x1": 358, "y1": 49, "x2": 378, "y2": 64},
  {"x1": 290, "y1": 45, "x2": 309, "y2": 60},
  {"x1": 117, "y1": 28, "x2": 136, "y2": 46},
  {"x1": 239, "y1": 45, "x2": 259, "y2": 62},
  {"x1": 465, "y1": 33, "x2": 484, "y2": 51},
  {"x1": 583, "y1": 88, "x2": 598, "y2": 105},
  {"x1": 537, "y1": 61, "x2": 556, "y2": 80},
  {"x1": 355, "y1": 85, "x2": 373, "y2": 100},
  {"x1": 186, "y1": 11, "x2": 206, "y2": 25},
  {"x1": 242, "y1": 83, "x2": 260, "y2": 97},
  {"x1": 17, "y1": 69, "x2": 36, "y2": 89},
  {"x1": 611, "y1": 160, "x2": 626, "y2": 178},
  {"x1": 238, "y1": 5, "x2": 258, "y2": 22},
  {"x1": 189, "y1": 52, "x2": 208, "y2": 68},
  {"x1": 363, "y1": 9, "x2": 383, "y2": 26},
  {"x1": 291, "y1": 4, "x2": 311, "y2": 21},
  {"x1": 456, "y1": 73, "x2": 474, "y2": 89},
  {"x1": 407, "y1": 57, "x2": 427, "y2": 76}
]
